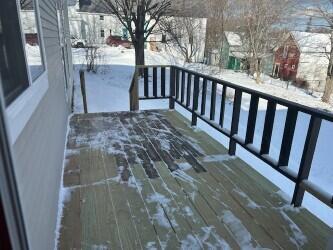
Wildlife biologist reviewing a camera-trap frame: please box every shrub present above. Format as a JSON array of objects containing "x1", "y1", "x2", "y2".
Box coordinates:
[{"x1": 294, "y1": 78, "x2": 310, "y2": 90}]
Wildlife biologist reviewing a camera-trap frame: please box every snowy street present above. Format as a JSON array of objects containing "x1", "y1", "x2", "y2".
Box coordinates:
[{"x1": 72, "y1": 47, "x2": 333, "y2": 227}]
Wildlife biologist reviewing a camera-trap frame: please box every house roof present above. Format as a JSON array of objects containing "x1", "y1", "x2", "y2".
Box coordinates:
[
  {"x1": 78, "y1": 0, "x2": 112, "y2": 14},
  {"x1": 224, "y1": 32, "x2": 242, "y2": 47},
  {"x1": 291, "y1": 31, "x2": 331, "y2": 54}
]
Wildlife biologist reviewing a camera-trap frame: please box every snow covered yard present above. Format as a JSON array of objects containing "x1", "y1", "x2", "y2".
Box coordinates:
[{"x1": 72, "y1": 46, "x2": 333, "y2": 227}]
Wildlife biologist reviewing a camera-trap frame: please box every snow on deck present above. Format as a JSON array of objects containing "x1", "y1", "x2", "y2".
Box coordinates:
[{"x1": 57, "y1": 110, "x2": 332, "y2": 249}]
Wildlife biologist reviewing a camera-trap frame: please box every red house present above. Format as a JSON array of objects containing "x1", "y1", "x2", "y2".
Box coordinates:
[{"x1": 272, "y1": 35, "x2": 300, "y2": 81}]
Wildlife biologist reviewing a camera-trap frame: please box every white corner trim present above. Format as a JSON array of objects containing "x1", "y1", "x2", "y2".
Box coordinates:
[{"x1": 6, "y1": 72, "x2": 49, "y2": 144}]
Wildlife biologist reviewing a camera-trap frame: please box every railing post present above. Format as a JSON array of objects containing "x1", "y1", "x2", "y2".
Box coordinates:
[
  {"x1": 292, "y1": 116, "x2": 322, "y2": 207},
  {"x1": 191, "y1": 75, "x2": 200, "y2": 126},
  {"x1": 79, "y1": 70, "x2": 88, "y2": 114},
  {"x1": 229, "y1": 90, "x2": 242, "y2": 156},
  {"x1": 129, "y1": 68, "x2": 139, "y2": 111},
  {"x1": 169, "y1": 67, "x2": 175, "y2": 110}
]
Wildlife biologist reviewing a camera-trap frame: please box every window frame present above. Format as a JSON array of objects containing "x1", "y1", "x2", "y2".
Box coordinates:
[
  {"x1": 101, "y1": 29, "x2": 105, "y2": 38},
  {"x1": 5, "y1": 0, "x2": 49, "y2": 144},
  {"x1": 19, "y1": 0, "x2": 46, "y2": 83}
]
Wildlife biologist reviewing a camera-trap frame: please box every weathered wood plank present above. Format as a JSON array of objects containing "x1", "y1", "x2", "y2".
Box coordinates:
[
  {"x1": 130, "y1": 164, "x2": 180, "y2": 249},
  {"x1": 165, "y1": 165, "x2": 241, "y2": 249},
  {"x1": 58, "y1": 188, "x2": 81, "y2": 250},
  {"x1": 206, "y1": 162, "x2": 307, "y2": 249},
  {"x1": 173, "y1": 159, "x2": 279, "y2": 249}
]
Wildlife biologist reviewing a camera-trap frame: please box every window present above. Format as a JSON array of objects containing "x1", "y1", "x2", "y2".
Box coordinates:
[
  {"x1": 100, "y1": 15, "x2": 104, "y2": 20},
  {"x1": 162, "y1": 34, "x2": 167, "y2": 43},
  {"x1": 0, "y1": 0, "x2": 29, "y2": 106},
  {"x1": 110, "y1": 29, "x2": 112, "y2": 35},
  {"x1": 283, "y1": 45, "x2": 289, "y2": 59},
  {"x1": 101, "y1": 29, "x2": 105, "y2": 38},
  {"x1": 19, "y1": 0, "x2": 45, "y2": 82}
]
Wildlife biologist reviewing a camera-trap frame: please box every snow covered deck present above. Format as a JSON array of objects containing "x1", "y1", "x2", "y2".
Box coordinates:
[{"x1": 59, "y1": 110, "x2": 332, "y2": 249}]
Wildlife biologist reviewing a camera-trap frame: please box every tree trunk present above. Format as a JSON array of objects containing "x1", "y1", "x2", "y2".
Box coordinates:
[
  {"x1": 134, "y1": 38, "x2": 145, "y2": 67},
  {"x1": 322, "y1": 34, "x2": 333, "y2": 103},
  {"x1": 255, "y1": 59, "x2": 261, "y2": 84},
  {"x1": 322, "y1": 76, "x2": 333, "y2": 103}
]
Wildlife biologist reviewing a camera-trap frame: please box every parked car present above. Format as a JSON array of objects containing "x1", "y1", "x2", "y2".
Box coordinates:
[
  {"x1": 71, "y1": 36, "x2": 86, "y2": 48},
  {"x1": 25, "y1": 33, "x2": 38, "y2": 46},
  {"x1": 106, "y1": 35, "x2": 132, "y2": 49}
]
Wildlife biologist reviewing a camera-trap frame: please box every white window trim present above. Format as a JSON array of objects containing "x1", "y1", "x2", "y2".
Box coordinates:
[
  {"x1": 6, "y1": 0, "x2": 48, "y2": 145},
  {"x1": 6, "y1": 72, "x2": 48, "y2": 144}
]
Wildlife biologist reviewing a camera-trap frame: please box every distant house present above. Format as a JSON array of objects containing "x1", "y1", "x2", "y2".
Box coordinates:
[
  {"x1": 273, "y1": 31, "x2": 331, "y2": 91},
  {"x1": 272, "y1": 34, "x2": 300, "y2": 81},
  {"x1": 208, "y1": 32, "x2": 246, "y2": 70},
  {"x1": 68, "y1": 0, "x2": 124, "y2": 45}
]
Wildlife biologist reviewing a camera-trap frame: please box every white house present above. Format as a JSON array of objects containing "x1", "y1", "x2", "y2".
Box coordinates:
[
  {"x1": 292, "y1": 31, "x2": 331, "y2": 91},
  {"x1": 67, "y1": 0, "x2": 124, "y2": 45}
]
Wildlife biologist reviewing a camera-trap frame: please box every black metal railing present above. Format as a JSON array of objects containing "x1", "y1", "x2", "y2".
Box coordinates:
[{"x1": 129, "y1": 65, "x2": 333, "y2": 209}]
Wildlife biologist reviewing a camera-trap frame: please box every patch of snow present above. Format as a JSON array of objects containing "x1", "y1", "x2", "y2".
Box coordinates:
[
  {"x1": 233, "y1": 189, "x2": 263, "y2": 209},
  {"x1": 279, "y1": 210, "x2": 308, "y2": 247},
  {"x1": 181, "y1": 235, "x2": 201, "y2": 250},
  {"x1": 220, "y1": 211, "x2": 256, "y2": 249},
  {"x1": 147, "y1": 192, "x2": 170, "y2": 205},
  {"x1": 199, "y1": 226, "x2": 231, "y2": 250},
  {"x1": 145, "y1": 241, "x2": 158, "y2": 250},
  {"x1": 201, "y1": 154, "x2": 236, "y2": 163},
  {"x1": 177, "y1": 162, "x2": 192, "y2": 171},
  {"x1": 54, "y1": 115, "x2": 73, "y2": 250},
  {"x1": 91, "y1": 244, "x2": 109, "y2": 250}
]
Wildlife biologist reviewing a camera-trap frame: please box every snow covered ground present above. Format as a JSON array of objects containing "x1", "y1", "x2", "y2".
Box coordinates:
[{"x1": 72, "y1": 46, "x2": 333, "y2": 227}]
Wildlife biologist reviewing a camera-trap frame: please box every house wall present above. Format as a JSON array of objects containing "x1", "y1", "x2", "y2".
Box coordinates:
[
  {"x1": 297, "y1": 53, "x2": 328, "y2": 91},
  {"x1": 273, "y1": 36, "x2": 300, "y2": 81},
  {"x1": 68, "y1": 2, "x2": 123, "y2": 45},
  {"x1": 11, "y1": 0, "x2": 71, "y2": 249}
]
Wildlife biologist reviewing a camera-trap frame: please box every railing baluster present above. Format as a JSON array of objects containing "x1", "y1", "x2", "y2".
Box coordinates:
[
  {"x1": 245, "y1": 95, "x2": 259, "y2": 144},
  {"x1": 210, "y1": 81, "x2": 217, "y2": 121},
  {"x1": 229, "y1": 90, "x2": 242, "y2": 155},
  {"x1": 169, "y1": 67, "x2": 175, "y2": 109},
  {"x1": 186, "y1": 73, "x2": 192, "y2": 107},
  {"x1": 292, "y1": 116, "x2": 322, "y2": 207},
  {"x1": 175, "y1": 69, "x2": 180, "y2": 100},
  {"x1": 260, "y1": 101, "x2": 277, "y2": 155},
  {"x1": 161, "y1": 67, "x2": 166, "y2": 97},
  {"x1": 181, "y1": 70, "x2": 185, "y2": 103},
  {"x1": 144, "y1": 67, "x2": 149, "y2": 97},
  {"x1": 201, "y1": 78, "x2": 207, "y2": 116},
  {"x1": 192, "y1": 75, "x2": 200, "y2": 126},
  {"x1": 278, "y1": 108, "x2": 298, "y2": 166},
  {"x1": 153, "y1": 67, "x2": 157, "y2": 97},
  {"x1": 219, "y1": 85, "x2": 227, "y2": 127}
]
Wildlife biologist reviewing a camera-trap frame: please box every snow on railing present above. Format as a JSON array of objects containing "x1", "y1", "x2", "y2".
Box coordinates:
[{"x1": 129, "y1": 65, "x2": 333, "y2": 209}]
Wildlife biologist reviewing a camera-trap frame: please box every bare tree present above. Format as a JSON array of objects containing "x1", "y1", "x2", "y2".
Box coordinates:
[
  {"x1": 159, "y1": 17, "x2": 205, "y2": 63},
  {"x1": 307, "y1": 1, "x2": 333, "y2": 103},
  {"x1": 102, "y1": 0, "x2": 171, "y2": 67},
  {"x1": 205, "y1": 0, "x2": 231, "y2": 69},
  {"x1": 236, "y1": 0, "x2": 295, "y2": 83}
]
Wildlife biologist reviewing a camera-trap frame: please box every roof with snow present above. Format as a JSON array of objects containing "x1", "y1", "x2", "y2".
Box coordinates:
[
  {"x1": 224, "y1": 32, "x2": 242, "y2": 47},
  {"x1": 291, "y1": 31, "x2": 331, "y2": 54}
]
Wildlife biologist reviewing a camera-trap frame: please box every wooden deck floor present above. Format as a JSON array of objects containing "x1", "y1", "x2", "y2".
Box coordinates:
[{"x1": 59, "y1": 110, "x2": 332, "y2": 249}]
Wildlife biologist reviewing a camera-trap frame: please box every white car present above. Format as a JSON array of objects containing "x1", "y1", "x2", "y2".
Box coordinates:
[{"x1": 71, "y1": 36, "x2": 86, "y2": 48}]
